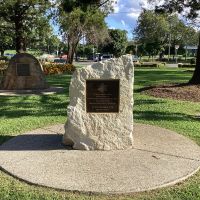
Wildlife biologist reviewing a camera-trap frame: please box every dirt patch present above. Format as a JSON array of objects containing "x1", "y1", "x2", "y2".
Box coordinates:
[{"x1": 142, "y1": 83, "x2": 200, "y2": 102}]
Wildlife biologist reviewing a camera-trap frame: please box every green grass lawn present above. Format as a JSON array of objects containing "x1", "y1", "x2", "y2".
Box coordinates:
[
  {"x1": 4, "y1": 50, "x2": 42, "y2": 56},
  {"x1": 0, "y1": 68, "x2": 200, "y2": 200}
]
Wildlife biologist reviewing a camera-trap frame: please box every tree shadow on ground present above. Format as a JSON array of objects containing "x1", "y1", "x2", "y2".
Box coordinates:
[
  {"x1": 135, "y1": 83, "x2": 191, "y2": 93},
  {"x1": 134, "y1": 99, "x2": 165, "y2": 105},
  {"x1": 0, "y1": 97, "x2": 70, "y2": 119},
  {"x1": 0, "y1": 73, "x2": 71, "y2": 119},
  {"x1": 134, "y1": 110, "x2": 199, "y2": 122},
  {"x1": 0, "y1": 134, "x2": 72, "y2": 150}
]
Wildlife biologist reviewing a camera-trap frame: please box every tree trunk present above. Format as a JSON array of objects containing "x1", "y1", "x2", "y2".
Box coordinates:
[
  {"x1": 67, "y1": 37, "x2": 79, "y2": 64},
  {"x1": 67, "y1": 44, "x2": 75, "y2": 64},
  {"x1": 0, "y1": 49, "x2": 4, "y2": 56},
  {"x1": 189, "y1": 32, "x2": 200, "y2": 84},
  {"x1": 15, "y1": 19, "x2": 26, "y2": 53}
]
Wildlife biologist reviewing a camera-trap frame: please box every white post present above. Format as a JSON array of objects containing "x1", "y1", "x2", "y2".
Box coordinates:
[
  {"x1": 175, "y1": 45, "x2": 179, "y2": 63},
  {"x1": 168, "y1": 33, "x2": 171, "y2": 61}
]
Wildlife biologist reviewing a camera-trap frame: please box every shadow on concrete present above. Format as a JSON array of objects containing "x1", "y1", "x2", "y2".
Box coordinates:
[
  {"x1": 0, "y1": 136, "x2": 15, "y2": 145},
  {"x1": 0, "y1": 134, "x2": 72, "y2": 151}
]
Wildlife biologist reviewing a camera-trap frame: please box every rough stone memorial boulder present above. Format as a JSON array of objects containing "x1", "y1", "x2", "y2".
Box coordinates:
[
  {"x1": 63, "y1": 55, "x2": 134, "y2": 150},
  {"x1": 1, "y1": 53, "x2": 48, "y2": 90}
]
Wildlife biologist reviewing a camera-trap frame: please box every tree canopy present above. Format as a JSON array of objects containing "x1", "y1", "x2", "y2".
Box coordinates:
[
  {"x1": 61, "y1": 0, "x2": 112, "y2": 13},
  {"x1": 58, "y1": 0, "x2": 111, "y2": 63},
  {"x1": 134, "y1": 10, "x2": 198, "y2": 58},
  {"x1": 148, "y1": 0, "x2": 200, "y2": 84},
  {"x1": 149, "y1": 0, "x2": 200, "y2": 19},
  {"x1": 100, "y1": 29, "x2": 128, "y2": 57},
  {"x1": 134, "y1": 10, "x2": 169, "y2": 57},
  {"x1": 0, "y1": 19, "x2": 13, "y2": 56},
  {"x1": 0, "y1": 0, "x2": 51, "y2": 53}
]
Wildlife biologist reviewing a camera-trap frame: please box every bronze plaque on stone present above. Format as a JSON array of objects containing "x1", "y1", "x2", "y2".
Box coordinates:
[
  {"x1": 16, "y1": 63, "x2": 30, "y2": 76},
  {"x1": 86, "y1": 80, "x2": 120, "y2": 113}
]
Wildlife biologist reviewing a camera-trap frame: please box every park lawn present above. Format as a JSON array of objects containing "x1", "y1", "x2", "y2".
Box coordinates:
[
  {"x1": 0, "y1": 67, "x2": 200, "y2": 200},
  {"x1": 4, "y1": 50, "x2": 42, "y2": 56}
]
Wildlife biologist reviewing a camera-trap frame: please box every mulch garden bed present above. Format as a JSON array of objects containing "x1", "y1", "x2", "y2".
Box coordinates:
[{"x1": 141, "y1": 83, "x2": 200, "y2": 102}]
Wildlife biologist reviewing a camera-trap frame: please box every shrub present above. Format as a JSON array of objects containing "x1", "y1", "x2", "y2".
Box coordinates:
[
  {"x1": 134, "y1": 62, "x2": 165, "y2": 68},
  {"x1": 42, "y1": 63, "x2": 76, "y2": 75},
  {"x1": 0, "y1": 61, "x2": 8, "y2": 75},
  {"x1": 178, "y1": 63, "x2": 196, "y2": 68},
  {"x1": 190, "y1": 58, "x2": 196, "y2": 64},
  {"x1": 0, "y1": 56, "x2": 9, "y2": 61}
]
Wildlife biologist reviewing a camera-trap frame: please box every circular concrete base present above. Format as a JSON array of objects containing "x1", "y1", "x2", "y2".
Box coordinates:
[
  {"x1": 0, "y1": 87, "x2": 64, "y2": 96},
  {"x1": 0, "y1": 123, "x2": 200, "y2": 194}
]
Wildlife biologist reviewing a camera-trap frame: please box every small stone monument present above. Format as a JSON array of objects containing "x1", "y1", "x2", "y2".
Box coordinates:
[
  {"x1": 1, "y1": 53, "x2": 48, "y2": 90},
  {"x1": 63, "y1": 55, "x2": 134, "y2": 150}
]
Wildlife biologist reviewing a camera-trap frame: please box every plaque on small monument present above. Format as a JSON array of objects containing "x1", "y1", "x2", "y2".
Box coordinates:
[
  {"x1": 86, "y1": 80, "x2": 120, "y2": 113},
  {"x1": 16, "y1": 63, "x2": 30, "y2": 76},
  {"x1": 1, "y1": 53, "x2": 48, "y2": 90},
  {"x1": 63, "y1": 55, "x2": 133, "y2": 150}
]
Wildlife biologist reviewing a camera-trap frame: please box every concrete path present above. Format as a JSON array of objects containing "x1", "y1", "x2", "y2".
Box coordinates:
[
  {"x1": 0, "y1": 86, "x2": 64, "y2": 96},
  {"x1": 166, "y1": 64, "x2": 178, "y2": 68},
  {"x1": 0, "y1": 123, "x2": 200, "y2": 194}
]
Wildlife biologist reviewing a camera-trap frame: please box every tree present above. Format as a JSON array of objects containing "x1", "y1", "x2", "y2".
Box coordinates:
[
  {"x1": 0, "y1": 0, "x2": 50, "y2": 53},
  {"x1": 0, "y1": 20, "x2": 13, "y2": 56},
  {"x1": 58, "y1": 0, "x2": 112, "y2": 64},
  {"x1": 126, "y1": 45, "x2": 135, "y2": 55},
  {"x1": 148, "y1": 0, "x2": 200, "y2": 84},
  {"x1": 134, "y1": 10, "x2": 169, "y2": 58},
  {"x1": 62, "y1": 0, "x2": 113, "y2": 13},
  {"x1": 134, "y1": 10, "x2": 198, "y2": 60},
  {"x1": 100, "y1": 29, "x2": 128, "y2": 57},
  {"x1": 25, "y1": 16, "x2": 53, "y2": 52},
  {"x1": 167, "y1": 15, "x2": 198, "y2": 57},
  {"x1": 29, "y1": 23, "x2": 62, "y2": 55}
]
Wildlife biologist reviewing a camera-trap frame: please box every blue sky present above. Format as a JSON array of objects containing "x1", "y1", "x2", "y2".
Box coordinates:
[{"x1": 105, "y1": 0, "x2": 149, "y2": 40}]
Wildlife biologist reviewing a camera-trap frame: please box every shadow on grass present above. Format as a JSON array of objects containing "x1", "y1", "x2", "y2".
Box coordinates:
[
  {"x1": 134, "y1": 110, "x2": 198, "y2": 122},
  {"x1": 0, "y1": 97, "x2": 69, "y2": 118},
  {"x1": 0, "y1": 74, "x2": 72, "y2": 119},
  {"x1": 135, "y1": 83, "x2": 191, "y2": 93},
  {"x1": 134, "y1": 99, "x2": 165, "y2": 105}
]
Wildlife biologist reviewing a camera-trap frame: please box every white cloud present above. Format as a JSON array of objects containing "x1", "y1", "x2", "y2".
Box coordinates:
[
  {"x1": 127, "y1": 12, "x2": 140, "y2": 19},
  {"x1": 121, "y1": 20, "x2": 126, "y2": 26},
  {"x1": 112, "y1": 1, "x2": 120, "y2": 13},
  {"x1": 109, "y1": 26, "x2": 117, "y2": 30},
  {"x1": 106, "y1": 0, "x2": 151, "y2": 39}
]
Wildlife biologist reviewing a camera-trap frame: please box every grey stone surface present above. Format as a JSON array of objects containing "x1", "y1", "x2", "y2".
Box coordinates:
[
  {"x1": 63, "y1": 55, "x2": 134, "y2": 150},
  {"x1": 1, "y1": 53, "x2": 48, "y2": 90},
  {"x1": 0, "y1": 87, "x2": 64, "y2": 96},
  {"x1": 0, "y1": 123, "x2": 200, "y2": 194}
]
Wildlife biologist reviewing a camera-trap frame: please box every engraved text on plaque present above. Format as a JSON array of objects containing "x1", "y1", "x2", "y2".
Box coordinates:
[
  {"x1": 16, "y1": 64, "x2": 30, "y2": 76},
  {"x1": 86, "y1": 80, "x2": 119, "y2": 113}
]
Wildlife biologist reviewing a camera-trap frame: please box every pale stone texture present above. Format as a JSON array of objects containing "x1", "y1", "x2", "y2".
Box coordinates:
[
  {"x1": 1, "y1": 53, "x2": 48, "y2": 90},
  {"x1": 63, "y1": 55, "x2": 134, "y2": 150}
]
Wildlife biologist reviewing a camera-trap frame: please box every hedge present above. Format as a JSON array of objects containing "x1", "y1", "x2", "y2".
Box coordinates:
[
  {"x1": 42, "y1": 63, "x2": 76, "y2": 75},
  {"x1": 135, "y1": 62, "x2": 166, "y2": 68},
  {"x1": 178, "y1": 63, "x2": 196, "y2": 68},
  {"x1": 0, "y1": 61, "x2": 8, "y2": 75},
  {"x1": 0, "y1": 62, "x2": 76, "y2": 76}
]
